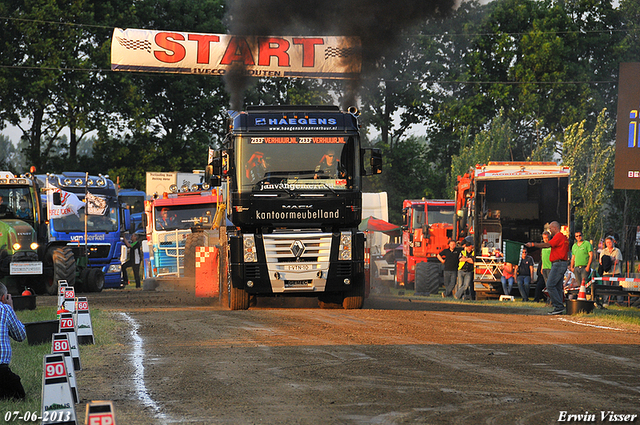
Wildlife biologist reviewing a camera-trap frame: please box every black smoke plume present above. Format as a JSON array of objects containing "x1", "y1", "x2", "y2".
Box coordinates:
[{"x1": 224, "y1": 0, "x2": 459, "y2": 110}]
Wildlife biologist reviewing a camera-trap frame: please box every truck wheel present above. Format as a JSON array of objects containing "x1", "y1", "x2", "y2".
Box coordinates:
[
  {"x1": 45, "y1": 247, "x2": 76, "y2": 295},
  {"x1": 184, "y1": 232, "x2": 206, "y2": 278},
  {"x1": 343, "y1": 279, "x2": 365, "y2": 309},
  {"x1": 86, "y1": 268, "x2": 104, "y2": 292},
  {"x1": 414, "y1": 262, "x2": 428, "y2": 294},
  {"x1": 425, "y1": 262, "x2": 442, "y2": 295},
  {"x1": 229, "y1": 285, "x2": 249, "y2": 310}
]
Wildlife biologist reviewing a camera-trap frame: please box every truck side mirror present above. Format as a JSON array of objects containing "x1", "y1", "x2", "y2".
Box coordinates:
[
  {"x1": 370, "y1": 149, "x2": 382, "y2": 175},
  {"x1": 361, "y1": 148, "x2": 383, "y2": 176},
  {"x1": 205, "y1": 164, "x2": 220, "y2": 187}
]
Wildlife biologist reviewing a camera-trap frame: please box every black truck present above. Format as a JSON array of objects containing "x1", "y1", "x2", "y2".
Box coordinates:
[{"x1": 207, "y1": 105, "x2": 382, "y2": 309}]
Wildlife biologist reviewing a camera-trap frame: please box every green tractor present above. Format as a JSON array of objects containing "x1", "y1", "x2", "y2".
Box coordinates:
[{"x1": 0, "y1": 171, "x2": 75, "y2": 295}]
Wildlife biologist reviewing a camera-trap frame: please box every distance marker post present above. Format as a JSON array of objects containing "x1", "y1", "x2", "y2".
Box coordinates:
[
  {"x1": 59, "y1": 312, "x2": 82, "y2": 370},
  {"x1": 52, "y1": 333, "x2": 79, "y2": 404},
  {"x1": 41, "y1": 354, "x2": 77, "y2": 425},
  {"x1": 85, "y1": 400, "x2": 117, "y2": 425},
  {"x1": 58, "y1": 281, "x2": 68, "y2": 311},
  {"x1": 63, "y1": 287, "x2": 76, "y2": 313},
  {"x1": 75, "y1": 297, "x2": 95, "y2": 345}
]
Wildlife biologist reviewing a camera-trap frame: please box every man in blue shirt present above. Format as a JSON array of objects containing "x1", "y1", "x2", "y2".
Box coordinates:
[{"x1": 0, "y1": 283, "x2": 27, "y2": 400}]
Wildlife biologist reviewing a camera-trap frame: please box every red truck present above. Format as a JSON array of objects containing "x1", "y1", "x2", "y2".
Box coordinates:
[{"x1": 395, "y1": 199, "x2": 455, "y2": 291}]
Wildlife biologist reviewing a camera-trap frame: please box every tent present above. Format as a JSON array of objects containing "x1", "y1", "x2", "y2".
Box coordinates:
[{"x1": 359, "y1": 216, "x2": 402, "y2": 237}]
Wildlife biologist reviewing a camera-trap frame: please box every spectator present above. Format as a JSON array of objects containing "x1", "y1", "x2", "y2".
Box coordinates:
[
  {"x1": 526, "y1": 221, "x2": 569, "y2": 315},
  {"x1": 532, "y1": 231, "x2": 551, "y2": 303},
  {"x1": 604, "y1": 227, "x2": 620, "y2": 246},
  {"x1": 500, "y1": 262, "x2": 515, "y2": 297},
  {"x1": 455, "y1": 241, "x2": 474, "y2": 300},
  {"x1": 570, "y1": 230, "x2": 593, "y2": 286},
  {"x1": 600, "y1": 235, "x2": 623, "y2": 306},
  {"x1": 122, "y1": 233, "x2": 143, "y2": 288},
  {"x1": 437, "y1": 240, "x2": 460, "y2": 298},
  {"x1": 0, "y1": 283, "x2": 27, "y2": 400},
  {"x1": 516, "y1": 247, "x2": 534, "y2": 302}
]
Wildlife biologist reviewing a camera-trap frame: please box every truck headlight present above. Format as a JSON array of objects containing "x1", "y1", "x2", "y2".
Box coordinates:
[
  {"x1": 30, "y1": 242, "x2": 38, "y2": 250},
  {"x1": 108, "y1": 264, "x2": 121, "y2": 273},
  {"x1": 243, "y1": 234, "x2": 257, "y2": 263},
  {"x1": 12, "y1": 243, "x2": 21, "y2": 251},
  {"x1": 339, "y1": 232, "x2": 352, "y2": 261}
]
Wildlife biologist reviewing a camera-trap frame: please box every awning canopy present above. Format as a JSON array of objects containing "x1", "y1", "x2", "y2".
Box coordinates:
[{"x1": 359, "y1": 216, "x2": 402, "y2": 237}]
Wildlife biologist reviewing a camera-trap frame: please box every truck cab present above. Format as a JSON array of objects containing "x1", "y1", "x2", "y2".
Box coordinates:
[
  {"x1": 38, "y1": 172, "x2": 128, "y2": 291},
  {"x1": 145, "y1": 190, "x2": 219, "y2": 278},
  {"x1": 395, "y1": 199, "x2": 455, "y2": 289}
]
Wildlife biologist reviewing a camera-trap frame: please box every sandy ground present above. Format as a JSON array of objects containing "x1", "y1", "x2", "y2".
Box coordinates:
[{"x1": 41, "y1": 288, "x2": 640, "y2": 425}]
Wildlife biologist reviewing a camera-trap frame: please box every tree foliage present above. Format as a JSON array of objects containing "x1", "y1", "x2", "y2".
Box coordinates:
[{"x1": 561, "y1": 109, "x2": 615, "y2": 243}]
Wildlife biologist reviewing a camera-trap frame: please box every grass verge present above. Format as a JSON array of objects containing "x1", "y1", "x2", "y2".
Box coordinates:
[
  {"x1": 386, "y1": 287, "x2": 640, "y2": 328},
  {"x1": 0, "y1": 306, "x2": 124, "y2": 420}
]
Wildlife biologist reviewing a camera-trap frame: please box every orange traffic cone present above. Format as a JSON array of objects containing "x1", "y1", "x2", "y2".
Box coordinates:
[{"x1": 577, "y1": 279, "x2": 587, "y2": 300}]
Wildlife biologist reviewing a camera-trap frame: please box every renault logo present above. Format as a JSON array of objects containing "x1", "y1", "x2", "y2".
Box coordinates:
[{"x1": 290, "y1": 240, "x2": 306, "y2": 259}]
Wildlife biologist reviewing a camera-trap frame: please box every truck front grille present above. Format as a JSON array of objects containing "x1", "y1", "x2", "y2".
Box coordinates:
[{"x1": 262, "y1": 233, "x2": 331, "y2": 264}]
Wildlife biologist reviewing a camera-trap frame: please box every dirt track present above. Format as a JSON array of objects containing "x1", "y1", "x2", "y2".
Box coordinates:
[{"x1": 46, "y1": 289, "x2": 640, "y2": 425}]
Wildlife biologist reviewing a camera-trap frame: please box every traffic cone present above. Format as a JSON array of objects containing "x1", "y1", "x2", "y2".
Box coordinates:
[{"x1": 577, "y1": 279, "x2": 587, "y2": 300}]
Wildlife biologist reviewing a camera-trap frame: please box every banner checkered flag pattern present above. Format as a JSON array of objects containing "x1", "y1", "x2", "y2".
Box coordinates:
[
  {"x1": 117, "y1": 37, "x2": 152, "y2": 53},
  {"x1": 324, "y1": 47, "x2": 356, "y2": 59}
]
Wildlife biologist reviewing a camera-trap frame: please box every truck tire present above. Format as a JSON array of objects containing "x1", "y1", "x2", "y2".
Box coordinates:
[
  {"x1": 229, "y1": 284, "x2": 249, "y2": 310},
  {"x1": 414, "y1": 262, "x2": 442, "y2": 295},
  {"x1": 184, "y1": 232, "x2": 206, "y2": 278},
  {"x1": 343, "y1": 279, "x2": 365, "y2": 309},
  {"x1": 425, "y1": 262, "x2": 442, "y2": 295},
  {"x1": 45, "y1": 246, "x2": 76, "y2": 295},
  {"x1": 86, "y1": 268, "x2": 104, "y2": 293}
]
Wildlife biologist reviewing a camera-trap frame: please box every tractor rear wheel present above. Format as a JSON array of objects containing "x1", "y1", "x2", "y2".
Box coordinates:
[{"x1": 44, "y1": 246, "x2": 76, "y2": 295}]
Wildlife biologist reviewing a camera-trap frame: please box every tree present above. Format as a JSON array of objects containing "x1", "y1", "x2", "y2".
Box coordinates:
[
  {"x1": 448, "y1": 110, "x2": 515, "y2": 194},
  {"x1": 435, "y1": 0, "x2": 624, "y2": 161},
  {"x1": 373, "y1": 136, "x2": 448, "y2": 225},
  {"x1": 0, "y1": 0, "x2": 139, "y2": 171},
  {"x1": 560, "y1": 109, "x2": 615, "y2": 244},
  {"x1": 0, "y1": 134, "x2": 25, "y2": 172}
]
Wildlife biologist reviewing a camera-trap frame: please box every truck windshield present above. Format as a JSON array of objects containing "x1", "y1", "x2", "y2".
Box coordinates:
[
  {"x1": 51, "y1": 197, "x2": 119, "y2": 233},
  {"x1": 120, "y1": 195, "x2": 145, "y2": 214},
  {"x1": 236, "y1": 135, "x2": 357, "y2": 193},
  {"x1": 428, "y1": 205, "x2": 454, "y2": 226},
  {"x1": 411, "y1": 204, "x2": 455, "y2": 229},
  {"x1": 154, "y1": 204, "x2": 216, "y2": 231},
  {"x1": 0, "y1": 186, "x2": 35, "y2": 220}
]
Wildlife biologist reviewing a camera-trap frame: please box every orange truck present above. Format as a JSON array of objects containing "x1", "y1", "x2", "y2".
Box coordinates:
[{"x1": 395, "y1": 199, "x2": 455, "y2": 290}]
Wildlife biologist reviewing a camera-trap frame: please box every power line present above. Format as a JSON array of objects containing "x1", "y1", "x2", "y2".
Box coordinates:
[
  {"x1": 1, "y1": 15, "x2": 638, "y2": 37},
  {"x1": 0, "y1": 64, "x2": 618, "y2": 85},
  {"x1": 0, "y1": 15, "x2": 112, "y2": 30}
]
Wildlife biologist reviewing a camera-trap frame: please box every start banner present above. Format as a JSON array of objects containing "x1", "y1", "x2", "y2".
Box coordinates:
[{"x1": 111, "y1": 28, "x2": 361, "y2": 79}]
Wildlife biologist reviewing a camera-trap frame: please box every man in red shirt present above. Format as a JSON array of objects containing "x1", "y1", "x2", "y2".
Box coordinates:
[{"x1": 526, "y1": 221, "x2": 569, "y2": 315}]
